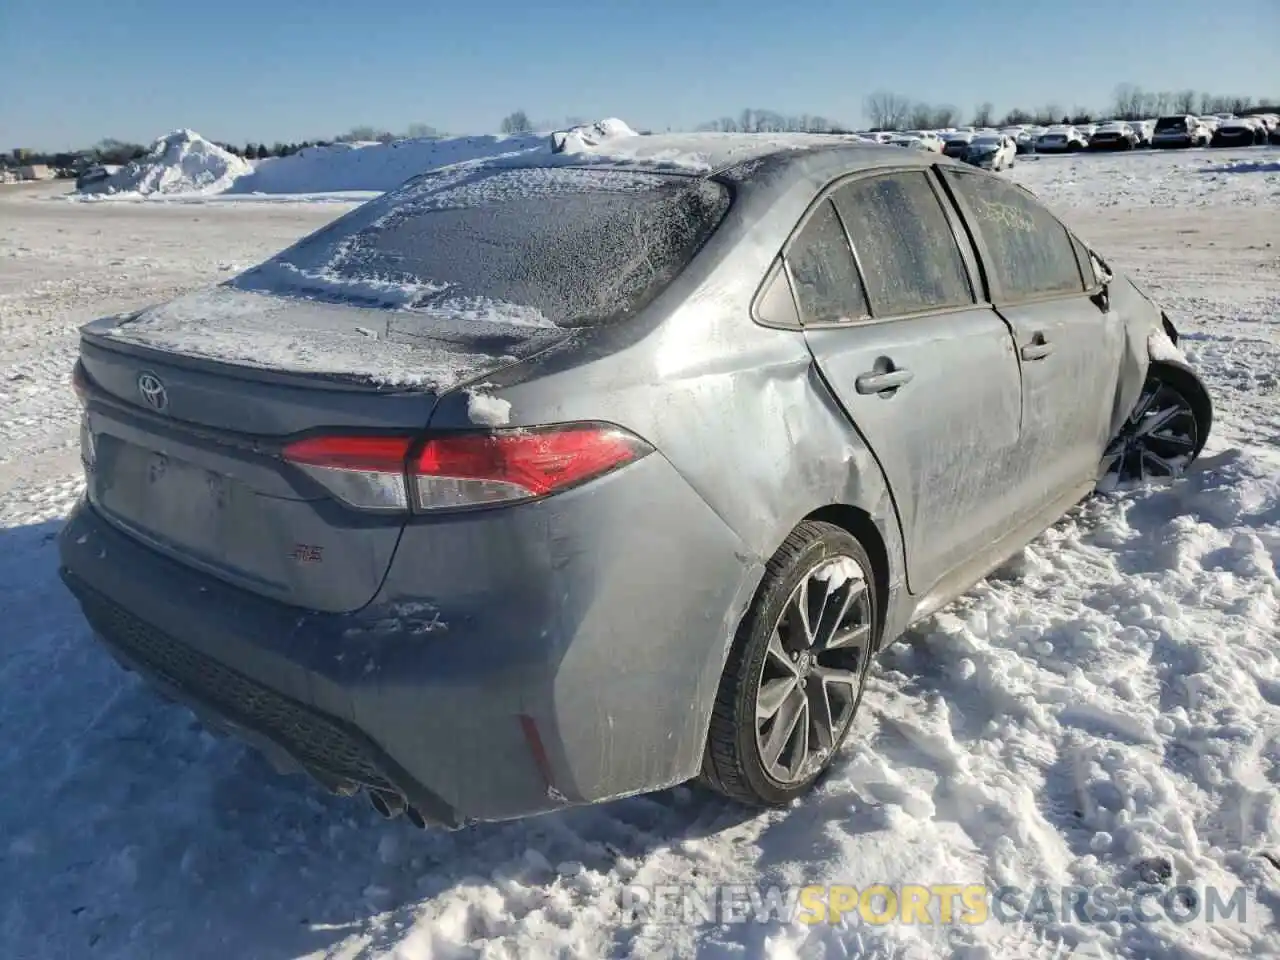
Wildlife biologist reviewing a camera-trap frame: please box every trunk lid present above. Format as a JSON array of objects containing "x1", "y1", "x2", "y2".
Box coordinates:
[{"x1": 78, "y1": 286, "x2": 565, "y2": 613}]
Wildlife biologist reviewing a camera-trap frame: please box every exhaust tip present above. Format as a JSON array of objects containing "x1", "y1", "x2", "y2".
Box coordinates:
[{"x1": 368, "y1": 790, "x2": 406, "y2": 820}]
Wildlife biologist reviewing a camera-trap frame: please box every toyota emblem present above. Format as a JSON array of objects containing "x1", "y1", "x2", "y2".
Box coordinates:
[{"x1": 137, "y1": 371, "x2": 168, "y2": 412}]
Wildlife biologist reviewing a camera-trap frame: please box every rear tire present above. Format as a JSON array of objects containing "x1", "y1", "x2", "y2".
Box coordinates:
[{"x1": 700, "y1": 522, "x2": 879, "y2": 807}]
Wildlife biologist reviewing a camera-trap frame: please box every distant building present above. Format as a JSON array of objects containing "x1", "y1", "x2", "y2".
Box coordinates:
[{"x1": 18, "y1": 164, "x2": 55, "y2": 181}]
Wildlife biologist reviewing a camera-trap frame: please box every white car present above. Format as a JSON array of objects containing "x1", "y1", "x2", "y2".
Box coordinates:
[
  {"x1": 1035, "y1": 125, "x2": 1088, "y2": 152},
  {"x1": 901, "y1": 130, "x2": 944, "y2": 152},
  {"x1": 1000, "y1": 126, "x2": 1037, "y2": 153},
  {"x1": 1152, "y1": 115, "x2": 1212, "y2": 148},
  {"x1": 961, "y1": 134, "x2": 1017, "y2": 170},
  {"x1": 888, "y1": 134, "x2": 936, "y2": 152},
  {"x1": 1129, "y1": 119, "x2": 1155, "y2": 146}
]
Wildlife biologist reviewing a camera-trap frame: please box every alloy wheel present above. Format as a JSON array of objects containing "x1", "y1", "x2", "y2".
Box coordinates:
[
  {"x1": 754, "y1": 556, "x2": 872, "y2": 785},
  {"x1": 1101, "y1": 376, "x2": 1199, "y2": 485}
]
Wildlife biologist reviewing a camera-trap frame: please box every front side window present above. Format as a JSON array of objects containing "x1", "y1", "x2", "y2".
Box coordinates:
[
  {"x1": 785, "y1": 199, "x2": 868, "y2": 325},
  {"x1": 945, "y1": 171, "x2": 1083, "y2": 301},
  {"x1": 831, "y1": 172, "x2": 974, "y2": 316}
]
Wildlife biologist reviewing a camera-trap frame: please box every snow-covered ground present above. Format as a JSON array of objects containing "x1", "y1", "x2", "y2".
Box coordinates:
[{"x1": 1, "y1": 150, "x2": 1277, "y2": 960}]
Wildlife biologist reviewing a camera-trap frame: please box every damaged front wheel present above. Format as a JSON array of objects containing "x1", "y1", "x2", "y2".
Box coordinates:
[{"x1": 1099, "y1": 361, "x2": 1212, "y2": 490}]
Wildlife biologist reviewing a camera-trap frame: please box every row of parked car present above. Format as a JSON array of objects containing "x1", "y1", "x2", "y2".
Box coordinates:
[{"x1": 861, "y1": 112, "x2": 1280, "y2": 168}]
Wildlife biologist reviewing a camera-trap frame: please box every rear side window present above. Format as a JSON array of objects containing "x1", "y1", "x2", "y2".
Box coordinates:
[
  {"x1": 945, "y1": 171, "x2": 1083, "y2": 301},
  {"x1": 831, "y1": 172, "x2": 973, "y2": 316},
  {"x1": 231, "y1": 166, "x2": 731, "y2": 328},
  {"x1": 785, "y1": 200, "x2": 869, "y2": 325}
]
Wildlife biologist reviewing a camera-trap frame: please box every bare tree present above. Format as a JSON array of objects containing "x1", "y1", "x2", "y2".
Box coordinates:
[
  {"x1": 1173, "y1": 90, "x2": 1197, "y2": 114},
  {"x1": 500, "y1": 110, "x2": 533, "y2": 135},
  {"x1": 696, "y1": 110, "x2": 847, "y2": 134},
  {"x1": 404, "y1": 122, "x2": 440, "y2": 139},
  {"x1": 907, "y1": 102, "x2": 934, "y2": 129},
  {"x1": 1033, "y1": 104, "x2": 1062, "y2": 125},
  {"x1": 1228, "y1": 95, "x2": 1255, "y2": 114},
  {"x1": 1110, "y1": 84, "x2": 1139, "y2": 119},
  {"x1": 696, "y1": 116, "x2": 733, "y2": 133},
  {"x1": 972, "y1": 102, "x2": 994, "y2": 127},
  {"x1": 336, "y1": 125, "x2": 382, "y2": 143},
  {"x1": 1001, "y1": 107, "x2": 1033, "y2": 125},
  {"x1": 864, "y1": 90, "x2": 911, "y2": 130},
  {"x1": 930, "y1": 104, "x2": 959, "y2": 128}
]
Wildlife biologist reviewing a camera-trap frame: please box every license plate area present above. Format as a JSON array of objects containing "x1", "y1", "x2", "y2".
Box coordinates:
[{"x1": 92, "y1": 434, "x2": 256, "y2": 567}]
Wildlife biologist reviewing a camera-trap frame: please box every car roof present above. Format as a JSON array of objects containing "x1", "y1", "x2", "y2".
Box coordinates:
[{"x1": 545, "y1": 132, "x2": 920, "y2": 178}]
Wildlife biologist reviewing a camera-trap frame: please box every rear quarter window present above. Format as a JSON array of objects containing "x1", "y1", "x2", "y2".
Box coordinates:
[
  {"x1": 945, "y1": 171, "x2": 1084, "y2": 301},
  {"x1": 785, "y1": 200, "x2": 869, "y2": 325}
]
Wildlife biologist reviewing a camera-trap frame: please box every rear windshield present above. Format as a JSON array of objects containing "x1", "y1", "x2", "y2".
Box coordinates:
[
  {"x1": 231, "y1": 165, "x2": 731, "y2": 328},
  {"x1": 1155, "y1": 117, "x2": 1190, "y2": 132}
]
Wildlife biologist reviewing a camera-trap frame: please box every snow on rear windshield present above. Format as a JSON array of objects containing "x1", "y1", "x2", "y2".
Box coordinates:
[{"x1": 231, "y1": 165, "x2": 731, "y2": 328}]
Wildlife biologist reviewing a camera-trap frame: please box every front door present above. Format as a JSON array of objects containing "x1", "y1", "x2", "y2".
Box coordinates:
[{"x1": 941, "y1": 168, "x2": 1124, "y2": 506}]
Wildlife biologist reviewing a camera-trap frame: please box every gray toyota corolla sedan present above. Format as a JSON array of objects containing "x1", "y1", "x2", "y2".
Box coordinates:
[{"x1": 59, "y1": 134, "x2": 1212, "y2": 827}]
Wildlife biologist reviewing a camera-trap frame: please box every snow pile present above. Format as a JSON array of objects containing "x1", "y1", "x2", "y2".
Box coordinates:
[
  {"x1": 73, "y1": 120, "x2": 645, "y2": 199},
  {"x1": 228, "y1": 133, "x2": 548, "y2": 195},
  {"x1": 81, "y1": 129, "x2": 253, "y2": 196},
  {"x1": 549, "y1": 117, "x2": 638, "y2": 154}
]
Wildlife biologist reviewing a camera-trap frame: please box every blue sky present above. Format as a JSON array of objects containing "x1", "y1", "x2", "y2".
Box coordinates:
[{"x1": 2, "y1": 0, "x2": 1276, "y2": 150}]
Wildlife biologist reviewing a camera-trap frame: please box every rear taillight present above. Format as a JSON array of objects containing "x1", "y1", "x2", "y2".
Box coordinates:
[
  {"x1": 282, "y1": 423, "x2": 651, "y2": 513},
  {"x1": 281, "y1": 435, "x2": 416, "y2": 512},
  {"x1": 72, "y1": 362, "x2": 96, "y2": 470},
  {"x1": 72, "y1": 361, "x2": 90, "y2": 406}
]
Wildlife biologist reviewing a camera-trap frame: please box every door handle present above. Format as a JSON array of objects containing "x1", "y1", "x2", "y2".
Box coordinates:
[
  {"x1": 855, "y1": 368, "x2": 914, "y2": 395},
  {"x1": 1020, "y1": 334, "x2": 1054, "y2": 361}
]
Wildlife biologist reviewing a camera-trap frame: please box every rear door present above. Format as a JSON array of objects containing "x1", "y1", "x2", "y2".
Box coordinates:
[
  {"x1": 783, "y1": 168, "x2": 1024, "y2": 596},
  {"x1": 940, "y1": 168, "x2": 1124, "y2": 507}
]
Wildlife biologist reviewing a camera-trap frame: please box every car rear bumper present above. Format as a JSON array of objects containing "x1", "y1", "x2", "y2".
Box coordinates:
[{"x1": 58, "y1": 452, "x2": 763, "y2": 825}]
